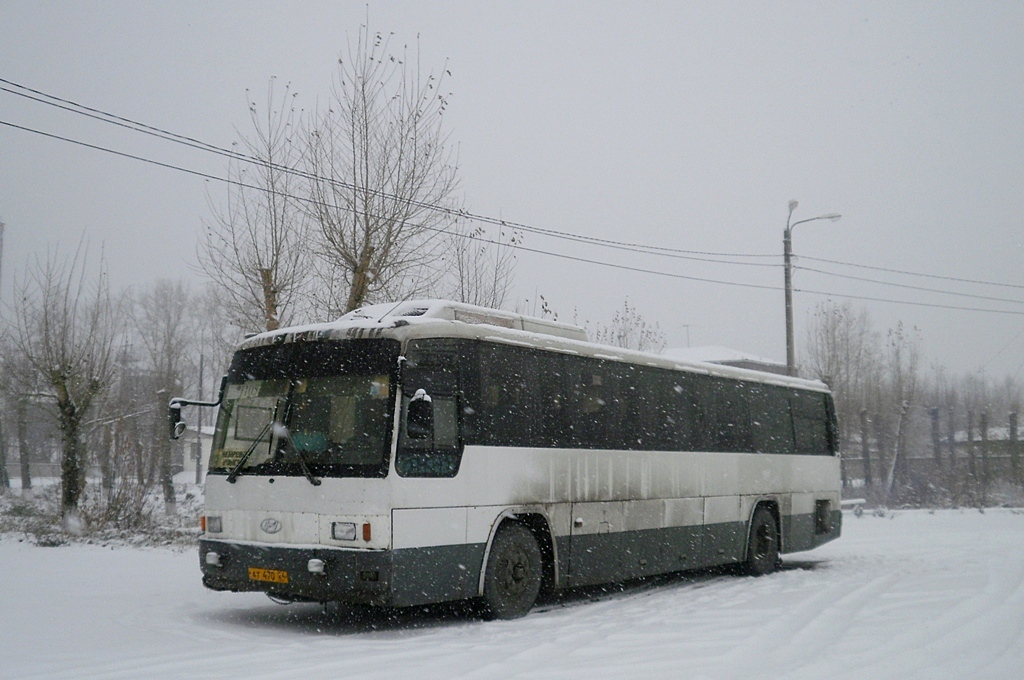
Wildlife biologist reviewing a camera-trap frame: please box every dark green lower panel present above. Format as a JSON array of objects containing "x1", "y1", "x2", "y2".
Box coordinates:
[
  {"x1": 562, "y1": 510, "x2": 841, "y2": 588},
  {"x1": 200, "y1": 510, "x2": 842, "y2": 608},
  {"x1": 702, "y1": 521, "x2": 747, "y2": 566},
  {"x1": 391, "y1": 543, "x2": 486, "y2": 607},
  {"x1": 564, "y1": 523, "x2": 714, "y2": 588},
  {"x1": 782, "y1": 510, "x2": 842, "y2": 553}
]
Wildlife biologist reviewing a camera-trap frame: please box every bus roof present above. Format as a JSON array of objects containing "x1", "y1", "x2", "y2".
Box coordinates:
[{"x1": 237, "y1": 299, "x2": 830, "y2": 393}]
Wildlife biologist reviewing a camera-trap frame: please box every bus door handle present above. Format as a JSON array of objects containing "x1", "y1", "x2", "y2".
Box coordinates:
[{"x1": 573, "y1": 518, "x2": 584, "y2": 528}]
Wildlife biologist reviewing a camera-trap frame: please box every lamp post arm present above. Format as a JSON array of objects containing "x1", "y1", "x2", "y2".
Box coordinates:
[{"x1": 783, "y1": 211, "x2": 841, "y2": 377}]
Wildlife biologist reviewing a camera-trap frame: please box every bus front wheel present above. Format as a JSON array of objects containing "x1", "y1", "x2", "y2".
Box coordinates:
[
  {"x1": 745, "y1": 506, "x2": 779, "y2": 576},
  {"x1": 482, "y1": 522, "x2": 542, "y2": 620}
]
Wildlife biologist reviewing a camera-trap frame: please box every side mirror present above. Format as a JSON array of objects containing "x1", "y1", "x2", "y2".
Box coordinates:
[
  {"x1": 169, "y1": 402, "x2": 186, "y2": 440},
  {"x1": 407, "y1": 390, "x2": 434, "y2": 440}
]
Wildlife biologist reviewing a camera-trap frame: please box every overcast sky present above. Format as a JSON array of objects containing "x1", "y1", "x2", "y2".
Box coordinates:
[{"x1": 2, "y1": 1, "x2": 1022, "y2": 380}]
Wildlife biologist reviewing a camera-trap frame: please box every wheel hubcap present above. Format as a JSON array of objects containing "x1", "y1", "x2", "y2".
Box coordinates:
[{"x1": 499, "y1": 547, "x2": 531, "y2": 595}]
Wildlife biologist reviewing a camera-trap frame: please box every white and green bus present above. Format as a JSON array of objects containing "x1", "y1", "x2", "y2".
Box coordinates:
[{"x1": 171, "y1": 300, "x2": 841, "y2": 619}]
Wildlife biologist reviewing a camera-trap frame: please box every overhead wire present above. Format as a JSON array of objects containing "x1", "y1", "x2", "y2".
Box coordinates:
[
  {"x1": 0, "y1": 117, "x2": 783, "y2": 290},
  {"x1": 0, "y1": 76, "x2": 780, "y2": 265},
  {"x1": 3, "y1": 79, "x2": 1024, "y2": 317},
  {"x1": 4, "y1": 115, "x2": 1024, "y2": 318},
  {"x1": 6, "y1": 76, "x2": 1022, "y2": 292},
  {"x1": 800, "y1": 254, "x2": 1024, "y2": 291},
  {"x1": 795, "y1": 264, "x2": 1024, "y2": 306}
]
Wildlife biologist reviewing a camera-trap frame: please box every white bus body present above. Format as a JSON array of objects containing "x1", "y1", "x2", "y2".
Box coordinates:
[{"x1": 194, "y1": 300, "x2": 841, "y2": 618}]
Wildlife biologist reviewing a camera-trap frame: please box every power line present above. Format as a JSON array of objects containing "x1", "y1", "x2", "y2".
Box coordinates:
[
  {"x1": 8, "y1": 76, "x2": 1024, "y2": 297},
  {"x1": 5, "y1": 115, "x2": 1024, "y2": 318},
  {"x1": 796, "y1": 265, "x2": 1024, "y2": 306},
  {"x1": 800, "y1": 254, "x2": 1024, "y2": 291},
  {"x1": 0, "y1": 77, "x2": 780, "y2": 265},
  {"x1": 792, "y1": 288, "x2": 1024, "y2": 316},
  {"x1": 10, "y1": 76, "x2": 1024, "y2": 299}
]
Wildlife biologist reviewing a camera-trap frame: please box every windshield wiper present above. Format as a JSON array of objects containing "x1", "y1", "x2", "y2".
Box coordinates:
[
  {"x1": 226, "y1": 421, "x2": 273, "y2": 483},
  {"x1": 278, "y1": 427, "x2": 322, "y2": 486},
  {"x1": 275, "y1": 381, "x2": 322, "y2": 487},
  {"x1": 293, "y1": 446, "x2": 322, "y2": 486}
]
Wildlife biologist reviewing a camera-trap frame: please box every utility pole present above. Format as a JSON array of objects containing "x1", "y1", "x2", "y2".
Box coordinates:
[{"x1": 784, "y1": 202, "x2": 841, "y2": 376}]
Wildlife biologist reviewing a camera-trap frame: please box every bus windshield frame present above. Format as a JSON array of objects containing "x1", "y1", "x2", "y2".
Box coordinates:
[{"x1": 208, "y1": 338, "x2": 400, "y2": 479}]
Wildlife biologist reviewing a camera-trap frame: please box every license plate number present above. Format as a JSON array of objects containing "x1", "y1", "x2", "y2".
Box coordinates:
[{"x1": 248, "y1": 567, "x2": 289, "y2": 584}]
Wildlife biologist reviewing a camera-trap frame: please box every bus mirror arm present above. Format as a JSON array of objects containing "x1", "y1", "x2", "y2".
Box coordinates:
[{"x1": 167, "y1": 377, "x2": 226, "y2": 441}]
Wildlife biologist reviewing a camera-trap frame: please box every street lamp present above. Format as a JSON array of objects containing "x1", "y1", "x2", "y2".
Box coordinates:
[{"x1": 784, "y1": 201, "x2": 841, "y2": 376}]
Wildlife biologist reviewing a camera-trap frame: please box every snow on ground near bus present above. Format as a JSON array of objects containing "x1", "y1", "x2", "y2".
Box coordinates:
[{"x1": 2, "y1": 509, "x2": 1023, "y2": 680}]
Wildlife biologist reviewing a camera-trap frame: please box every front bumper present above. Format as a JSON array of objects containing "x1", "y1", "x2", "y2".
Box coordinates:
[{"x1": 199, "y1": 539, "x2": 393, "y2": 605}]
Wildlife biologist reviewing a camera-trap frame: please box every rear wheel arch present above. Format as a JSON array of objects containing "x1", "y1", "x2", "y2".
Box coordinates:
[
  {"x1": 477, "y1": 509, "x2": 558, "y2": 597},
  {"x1": 480, "y1": 520, "x2": 544, "y2": 619}
]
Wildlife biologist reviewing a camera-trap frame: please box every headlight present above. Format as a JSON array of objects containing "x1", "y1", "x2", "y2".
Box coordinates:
[{"x1": 331, "y1": 522, "x2": 357, "y2": 541}]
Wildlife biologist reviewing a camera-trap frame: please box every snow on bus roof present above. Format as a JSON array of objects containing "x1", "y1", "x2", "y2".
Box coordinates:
[
  {"x1": 236, "y1": 300, "x2": 828, "y2": 392},
  {"x1": 663, "y1": 345, "x2": 782, "y2": 366}
]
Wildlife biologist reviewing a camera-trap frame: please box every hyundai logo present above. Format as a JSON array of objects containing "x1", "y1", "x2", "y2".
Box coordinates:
[{"x1": 260, "y1": 518, "x2": 282, "y2": 534}]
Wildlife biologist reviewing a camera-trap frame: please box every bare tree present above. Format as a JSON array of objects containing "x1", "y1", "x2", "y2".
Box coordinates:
[
  {"x1": 883, "y1": 322, "x2": 922, "y2": 501},
  {"x1": 191, "y1": 283, "x2": 241, "y2": 391},
  {"x1": 591, "y1": 299, "x2": 666, "y2": 353},
  {"x1": 803, "y1": 301, "x2": 881, "y2": 450},
  {"x1": 0, "y1": 337, "x2": 10, "y2": 493},
  {"x1": 438, "y1": 222, "x2": 519, "y2": 309},
  {"x1": 10, "y1": 244, "x2": 119, "y2": 527},
  {"x1": 305, "y1": 27, "x2": 460, "y2": 314},
  {"x1": 199, "y1": 79, "x2": 311, "y2": 333},
  {"x1": 132, "y1": 279, "x2": 194, "y2": 516},
  {"x1": 0, "y1": 342, "x2": 42, "y2": 497},
  {"x1": 0, "y1": 220, "x2": 7, "y2": 491}
]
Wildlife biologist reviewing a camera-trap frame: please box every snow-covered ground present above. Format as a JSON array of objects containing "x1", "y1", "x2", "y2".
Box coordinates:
[{"x1": 2, "y1": 509, "x2": 1023, "y2": 680}]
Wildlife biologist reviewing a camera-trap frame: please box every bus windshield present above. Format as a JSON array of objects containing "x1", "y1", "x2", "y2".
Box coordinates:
[{"x1": 209, "y1": 339, "x2": 399, "y2": 478}]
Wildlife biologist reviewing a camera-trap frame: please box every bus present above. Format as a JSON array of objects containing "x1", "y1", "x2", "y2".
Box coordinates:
[{"x1": 170, "y1": 299, "x2": 841, "y2": 620}]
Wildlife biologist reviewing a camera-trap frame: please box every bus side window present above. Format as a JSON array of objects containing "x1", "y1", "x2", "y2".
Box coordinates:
[
  {"x1": 647, "y1": 371, "x2": 699, "y2": 452},
  {"x1": 536, "y1": 351, "x2": 567, "y2": 447},
  {"x1": 792, "y1": 391, "x2": 830, "y2": 455},
  {"x1": 749, "y1": 384, "x2": 796, "y2": 454},
  {"x1": 568, "y1": 357, "x2": 620, "y2": 449},
  {"x1": 701, "y1": 377, "x2": 753, "y2": 453},
  {"x1": 398, "y1": 341, "x2": 466, "y2": 477},
  {"x1": 475, "y1": 343, "x2": 536, "y2": 447},
  {"x1": 397, "y1": 394, "x2": 463, "y2": 477}
]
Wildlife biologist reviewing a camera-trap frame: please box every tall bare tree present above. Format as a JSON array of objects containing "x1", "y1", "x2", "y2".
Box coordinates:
[
  {"x1": 883, "y1": 322, "x2": 922, "y2": 500},
  {"x1": 591, "y1": 299, "x2": 666, "y2": 353},
  {"x1": 803, "y1": 300, "x2": 881, "y2": 448},
  {"x1": 439, "y1": 223, "x2": 519, "y2": 309},
  {"x1": 133, "y1": 279, "x2": 193, "y2": 515},
  {"x1": 0, "y1": 336, "x2": 10, "y2": 493},
  {"x1": 199, "y1": 79, "x2": 310, "y2": 333},
  {"x1": 0, "y1": 219, "x2": 7, "y2": 491},
  {"x1": 11, "y1": 244, "x2": 119, "y2": 527},
  {"x1": 305, "y1": 27, "x2": 460, "y2": 314}
]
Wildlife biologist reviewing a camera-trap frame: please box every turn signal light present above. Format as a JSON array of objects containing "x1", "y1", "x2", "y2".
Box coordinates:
[{"x1": 363, "y1": 523, "x2": 371, "y2": 541}]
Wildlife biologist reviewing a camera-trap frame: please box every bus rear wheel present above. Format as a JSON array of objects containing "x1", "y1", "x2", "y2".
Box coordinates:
[
  {"x1": 482, "y1": 522, "x2": 542, "y2": 620},
  {"x1": 745, "y1": 506, "x2": 779, "y2": 576}
]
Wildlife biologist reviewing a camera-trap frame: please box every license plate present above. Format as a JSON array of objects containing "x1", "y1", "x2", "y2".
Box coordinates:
[{"x1": 248, "y1": 567, "x2": 289, "y2": 584}]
